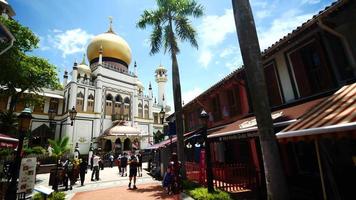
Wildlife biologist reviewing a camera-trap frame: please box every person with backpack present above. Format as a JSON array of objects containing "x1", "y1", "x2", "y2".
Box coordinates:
[
  {"x1": 120, "y1": 153, "x2": 128, "y2": 177},
  {"x1": 128, "y1": 152, "x2": 138, "y2": 189}
]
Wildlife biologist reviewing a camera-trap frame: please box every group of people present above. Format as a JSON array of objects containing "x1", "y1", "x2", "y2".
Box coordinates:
[
  {"x1": 61, "y1": 158, "x2": 88, "y2": 190},
  {"x1": 116, "y1": 152, "x2": 143, "y2": 177}
]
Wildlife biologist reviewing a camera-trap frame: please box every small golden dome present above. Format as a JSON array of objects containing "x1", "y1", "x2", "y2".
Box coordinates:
[
  {"x1": 77, "y1": 54, "x2": 91, "y2": 74},
  {"x1": 87, "y1": 32, "x2": 132, "y2": 66},
  {"x1": 155, "y1": 64, "x2": 167, "y2": 73}
]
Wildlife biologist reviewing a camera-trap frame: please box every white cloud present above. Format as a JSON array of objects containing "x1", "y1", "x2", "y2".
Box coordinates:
[
  {"x1": 219, "y1": 46, "x2": 238, "y2": 58},
  {"x1": 49, "y1": 28, "x2": 94, "y2": 58},
  {"x1": 182, "y1": 87, "x2": 203, "y2": 105},
  {"x1": 198, "y1": 9, "x2": 235, "y2": 67},
  {"x1": 198, "y1": 50, "x2": 212, "y2": 68},
  {"x1": 225, "y1": 56, "x2": 243, "y2": 71},
  {"x1": 258, "y1": 10, "x2": 313, "y2": 51},
  {"x1": 301, "y1": 0, "x2": 321, "y2": 5}
]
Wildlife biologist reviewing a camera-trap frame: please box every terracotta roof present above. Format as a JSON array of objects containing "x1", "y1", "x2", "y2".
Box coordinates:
[
  {"x1": 262, "y1": 0, "x2": 347, "y2": 56},
  {"x1": 207, "y1": 97, "x2": 326, "y2": 139},
  {"x1": 277, "y1": 83, "x2": 356, "y2": 140}
]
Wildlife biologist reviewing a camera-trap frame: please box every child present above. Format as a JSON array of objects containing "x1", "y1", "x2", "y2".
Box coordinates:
[{"x1": 162, "y1": 167, "x2": 174, "y2": 194}]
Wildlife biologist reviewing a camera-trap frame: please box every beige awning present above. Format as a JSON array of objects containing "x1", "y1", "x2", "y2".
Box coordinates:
[{"x1": 99, "y1": 122, "x2": 141, "y2": 141}]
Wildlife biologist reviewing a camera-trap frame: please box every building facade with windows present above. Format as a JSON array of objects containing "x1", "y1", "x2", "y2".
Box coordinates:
[{"x1": 0, "y1": 21, "x2": 170, "y2": 154}]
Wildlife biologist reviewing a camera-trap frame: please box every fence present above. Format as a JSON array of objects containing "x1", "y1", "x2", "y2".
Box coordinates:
[{"x1": 185, "y1": 162, "x2": 258, "y2": 193}]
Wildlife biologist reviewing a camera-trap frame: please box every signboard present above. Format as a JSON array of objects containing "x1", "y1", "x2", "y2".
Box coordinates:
[
  {"x1": 18, "y1": 157, "x2": 37, "y2": 194},
  {"x1": 239, "y1": 111, "x2": 283, "y2": 129}
]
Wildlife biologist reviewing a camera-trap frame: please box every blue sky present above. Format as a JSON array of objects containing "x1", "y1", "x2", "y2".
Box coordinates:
[{"x1": 10, "y1": 0, "x2": 334, "y2": 110}]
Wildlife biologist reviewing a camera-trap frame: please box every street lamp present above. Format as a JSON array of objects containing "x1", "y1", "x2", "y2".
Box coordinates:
[
  {"x1": 50, "y1": 106, "x2": 77, "y2": 139},
  {"x1": 159, "y1": 107, "x2": 165, "y2": 124},
  {"x1": 6, "y1": 108, "x2": 33, "y2": 200},
  {"x1": 200, "y1": 109, "x2": 214, "y2": 193}
]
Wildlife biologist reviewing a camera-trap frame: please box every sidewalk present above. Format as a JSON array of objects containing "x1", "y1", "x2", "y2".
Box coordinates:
[{"x1": 72, "y1": 183, "x2": 180, "y2": 200}]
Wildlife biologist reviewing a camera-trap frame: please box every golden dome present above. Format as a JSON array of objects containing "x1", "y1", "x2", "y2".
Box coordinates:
[{"x1": 87, "y1": 31, "x2": 132, "y2": 66}]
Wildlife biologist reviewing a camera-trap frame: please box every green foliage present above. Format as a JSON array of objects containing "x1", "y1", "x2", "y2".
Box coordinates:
[
  {"x1": 48, "y1": 137, "x2": 70, "y2": 158},
  {"x1": 48, "y1": 192, "x2": 65, "y2": 200},
  {"x1": 137, "y1": 0, "x2": 204, "y2": 55},
  {"x1": 188, "y1": 188, "x2": 232, "y2": 200},
  {"x1": 23, "y1": 146, "x2": 46, "y2": 156},
  {"x1": 32, "y1": 192, "x2": 44, "y2": 200},
  {"x1": 0, "y1": 148, "x2": 14, "y2": 156},
  {"x1": 0, "y1": 16, "x2": 60, "y2": 111},
  {"x1": 0, "y1": 111, "x2": 18, "y2": 136}
]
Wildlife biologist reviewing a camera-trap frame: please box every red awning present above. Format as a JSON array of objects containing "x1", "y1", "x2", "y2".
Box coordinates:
[
  {"x1": 0, "y1": 133, "x2": 18, "y2": 148},
  {"x1": 207, "y1": 97, "x2": 326, "y2": 139},
  {"x1": 276, "y1": 83, "x2": 356, "y2": 142}
]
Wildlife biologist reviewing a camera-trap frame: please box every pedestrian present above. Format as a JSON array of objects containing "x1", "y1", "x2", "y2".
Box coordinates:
[
  {"x1": 168, "y1": 153, "x2": 182, "y2": 194},
  {"x1": 79, "y1": 158, "x2": 87, "y2": 186},
  {"x1": 162, "y1": 167, "x2": 174, "y2": 194},
  {"x1": 91, "y1": 154, "x2": 100, "y2": 181},
  {"x1": 128, "y1": 152, "x2": 138, "y2": 189},
  {"x1": 109, "y1": 154, "x2": 114, "y2": 168},
  {"x1": 63, "y1": 159, "x2": 74, "y2": 190},
  {"x1": 120, "y1": 153, "x2": 128, "y2": 176},
  {"x1": 137, "y1": 152, "x2": 143, "y2": 176},
  {"x1": 117, "y1": 154, "x2": 122, "y2": 174}
]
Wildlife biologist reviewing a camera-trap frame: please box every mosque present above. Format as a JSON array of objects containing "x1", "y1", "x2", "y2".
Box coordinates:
[{"x1": 0, "y1": 14, "x2": 170, "y2": 154}]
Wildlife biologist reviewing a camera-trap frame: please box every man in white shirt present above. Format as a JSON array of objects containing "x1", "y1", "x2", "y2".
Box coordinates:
[{"x1": 91, "y1": 154, "x2": 100, "y2": 181}]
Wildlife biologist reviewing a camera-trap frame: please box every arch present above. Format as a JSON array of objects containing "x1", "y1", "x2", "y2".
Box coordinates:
[
  {"x1": 123, "y1": 138, "x2": 131, "y2": 151},
  {"x1": 124, "y1": 97, "x2": 130, "y2": 104},
  {"x1": 83, "y1": 74, "x2": 88, "y2": 80},
  {"x1": 77, "y1": 92, "x2": 84, "y2": 98},
  {"x1": 88, "y1": 94, "x2": 94, "y2": 100},
  {"x1": 138, "y1": 103, "x2": 143, "y2": 118},
  {"x1": 115, "y1": 95, "x2": 122, "y2": 102},
  {"x1": 106, "y1": 93, "x2": 113, "y2": 101},
  {"x1": 106, "y1": 93, "x2": 113, "y2": 115},
  {"x1": 132, "y1": 138, "x2": 140, "y2": 150},
  {"x1": 144, "y1": 104, "x2": 149, "y2": 119},
  {"x1": 104, "y1": 140, "x2": 112, "y2": 152},
  {"x1": 87, "y1": 94, "x2": 95, "y2": 112}
]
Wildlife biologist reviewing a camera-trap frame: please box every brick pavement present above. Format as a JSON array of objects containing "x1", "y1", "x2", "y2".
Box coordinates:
[{"x1": 72, "y1": 183, "x2": 180, "y2": 200}]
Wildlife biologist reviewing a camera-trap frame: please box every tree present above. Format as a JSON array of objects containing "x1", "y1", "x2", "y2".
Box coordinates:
[
  {"x1": 48, "y1": 137, "x2": 70, "y2": 191},
  {"x1": 231, "y1": 0, "x2": 289, "y2": 199},
  {"x1": 137, "y1": 0, "x2": 203, "y2": 177},
  {"x1": 153, "y1": 130, "x2": 165, "y2": 144},
  {"x1": 0, "y1": 17, "x2": 60, "y2": 112},
  {"x1": 0, "y1": 111, "x2": 18, "y2": 136}
]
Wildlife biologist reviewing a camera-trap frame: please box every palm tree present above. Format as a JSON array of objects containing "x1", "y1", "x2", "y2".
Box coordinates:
[
  {"x1": 231, "y1": 0, "x2": 288, "y2": 199},
  {"x1": 137, "y1": 0, "x2": 203, "y2": 177},
  {"x1": 48, "y1": 136, "x2": 70, "y2": 191}
]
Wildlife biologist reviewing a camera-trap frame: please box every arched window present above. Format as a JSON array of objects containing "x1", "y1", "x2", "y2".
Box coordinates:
[
  {"x1": 76, "y1": 92, "x2": 84, "y2": 112},
  {"x1": 124, "y1": 97, "x2": 130, "y2": 120},
  {"x1": 87, "y1": 93, "x2": 94, "y2": 112},
  {"x1": 105, "y1": 93, "x2": 113, "y2": 115},
  {"x1": 144, "y1": 104, "x2": 149, "y2": 119},
  {"x1": 114, "y1": 95, "x2": 122, "y2": 115},
  {"x1": 138, "y1": 103, "x2": 143, "y2": 118}
]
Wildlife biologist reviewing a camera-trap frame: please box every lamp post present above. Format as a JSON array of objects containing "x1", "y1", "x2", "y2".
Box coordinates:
[
  {"x1": 159, "y1": 107, "x2": 165, "y2": 124},
  {"x1": 6, "y1": 108, "x2": 33, "y2": 200},
  {"x1": 200, "y1": 109, "x2": 214, "y2": 193}
]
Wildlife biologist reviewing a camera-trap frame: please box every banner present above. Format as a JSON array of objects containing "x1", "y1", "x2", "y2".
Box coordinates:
[{"x1": 18, "y1": 157, "x2": 37, "y2": 194}]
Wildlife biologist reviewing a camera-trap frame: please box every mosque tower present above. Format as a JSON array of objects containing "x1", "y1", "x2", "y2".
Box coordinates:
[{"x1": 155, "y1": 64, "x2": 167, "y2": 107}]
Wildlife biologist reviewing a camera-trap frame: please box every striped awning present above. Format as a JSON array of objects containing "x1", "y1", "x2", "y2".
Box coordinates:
[{"x1": 277, "y1": 83, "x2": 356, "y2": 141}]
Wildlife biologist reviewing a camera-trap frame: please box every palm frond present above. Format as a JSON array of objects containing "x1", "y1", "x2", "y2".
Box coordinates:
[
  {"x1": 150, "y1": 24, "x2": 163, "y2": 55},
  {"x1": 174, "y1": 16, "x2": 198, "y2": 49},
  {"x1": 163, "y1": 25, "x2": 179, "y2": 54},
  {"x1": 177, "y1": 0, "x2": 204, "y2": 18}
]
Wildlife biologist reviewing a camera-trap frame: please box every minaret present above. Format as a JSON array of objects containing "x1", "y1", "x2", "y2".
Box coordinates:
[
  {"x1": 0, "y1": 0, "x2": 15, "y2": 19},
  {"x1": 72, "y1": 61, "x2": 78, "y2": 82},
  {"x1": 63, "y1": 70, "x2": 68, "y2": 86},
  {"x1": 155, "y1": 64, "x2": 168, "y2": 106},
  {"x1": 134, "y1": 61, "x2": 138, "y2": 77},
  {"x1": 148, "y1": 82, "x2": 153, "y2": 98}
]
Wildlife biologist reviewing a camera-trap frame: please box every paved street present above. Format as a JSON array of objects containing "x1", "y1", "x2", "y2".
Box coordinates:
[{"x1": 35, "y1": 163, "x2": 174, "y2": 199}]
